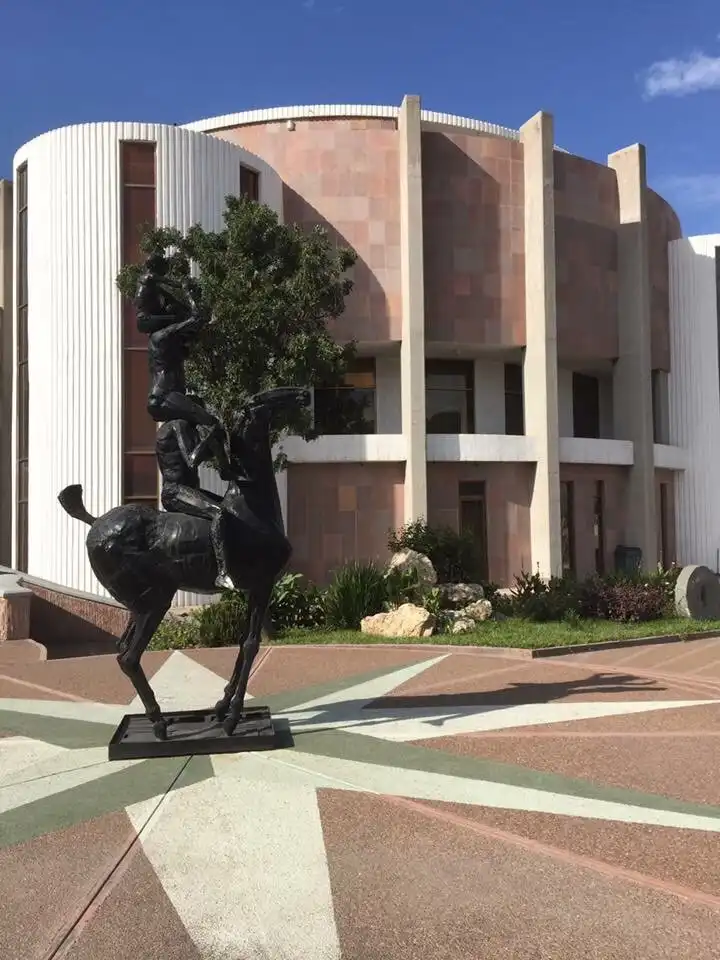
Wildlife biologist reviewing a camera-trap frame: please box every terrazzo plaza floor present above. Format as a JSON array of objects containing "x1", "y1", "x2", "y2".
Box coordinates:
[{"x1": 2, "y1": 636, "x2": 720, "y2": 959}]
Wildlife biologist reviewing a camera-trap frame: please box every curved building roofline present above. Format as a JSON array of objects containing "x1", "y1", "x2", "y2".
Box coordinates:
[{"x1": 182, "y1": 103, "x2": 521, "y2": 140}]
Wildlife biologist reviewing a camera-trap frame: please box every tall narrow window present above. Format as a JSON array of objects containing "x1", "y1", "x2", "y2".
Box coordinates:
[
  {"x1": 240, "y1": 164, "x2": 260, "y2": 202},
  {"x1": 504, "y1": 363, "x2": 524, "y2": 435},
  {"x1": 426, "y1": 360, "x2": 475, "y2": 433},
  {"x1": 593, "y1": 480, "x2": 605, "y2": 575},
  {"x1": 659, "y1": 482, "x2": 671, "y2": 569},
  {"x1": 313, "y1": 358, "x2": 377, "y2": 435},
  {"x1": 121, "y1": 142, "x2": 158, "y2": 506},
  {"x1": 572, "y1": 373, "x2": 600, "y2": 438},
  {"x1": 459, "y1": 481, "x2": 489, "y2": 582},
  {"x1": 15, "y1": 162, "x2": 28, "y2": 571},
  {"x1": 560, "y1": 480, "x2": 575, "y2": 576}
]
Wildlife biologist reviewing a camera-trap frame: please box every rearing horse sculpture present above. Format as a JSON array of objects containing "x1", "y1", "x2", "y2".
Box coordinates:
[{"x1": 58, "y1": 386, "x2": 310, "y2": 739}]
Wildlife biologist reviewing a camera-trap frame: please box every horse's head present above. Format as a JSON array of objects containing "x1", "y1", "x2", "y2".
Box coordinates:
[{"x1": 226, "y1": 386, "x2": 311, "y2": 470}]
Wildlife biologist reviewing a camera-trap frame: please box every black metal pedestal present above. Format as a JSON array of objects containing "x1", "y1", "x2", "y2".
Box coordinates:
[{"x1": 108, "y1": 705, "x2": 278, "y2": 760}]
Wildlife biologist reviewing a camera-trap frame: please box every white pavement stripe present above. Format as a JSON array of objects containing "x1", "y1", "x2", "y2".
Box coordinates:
[
  {"x1": 0, "y1": 757, "x2": 141, "y2": 814},
  {"x1": 128, "y1": 651, "x2": 249, "y2": 714},
  {"x1": 289, "y1": 654, "x2": 448, "y2": 713},
  {"x1": 0, "y1": 699, "x2": 125, "y2": 725},
  {"x1": 127, "y1": 774, "x2": 341, "y2": 960},
  {"x1": 0, "y1": 744, "x2": 109, "y2": 788},
  {"x1": 272, "y1": 750, "x2": 720, "y2": 833},
  {"x1": 344, "y1": 699, "x2": 718, "y2": 741},
  {"x1": 0, "y1": 738, "x2": 69, "y2": 787}
]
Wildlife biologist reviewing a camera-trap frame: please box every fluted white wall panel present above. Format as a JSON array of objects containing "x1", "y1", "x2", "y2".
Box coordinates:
[
  {"x1": 668, "y1": 235, "x2": 720, "y2": 568},
  {"x1": 13, "y1": 122, "x2": 282, "y2": 600}
]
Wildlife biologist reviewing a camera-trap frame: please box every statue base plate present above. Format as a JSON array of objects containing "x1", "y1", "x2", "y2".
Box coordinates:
[{"x1": 108, "y1": 705, "x2": 277, "y2": 761}]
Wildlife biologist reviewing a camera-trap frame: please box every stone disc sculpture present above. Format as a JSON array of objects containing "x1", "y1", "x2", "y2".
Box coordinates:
[{"x1": 674, "y1": 564, "x2": 720, "y2": 620}]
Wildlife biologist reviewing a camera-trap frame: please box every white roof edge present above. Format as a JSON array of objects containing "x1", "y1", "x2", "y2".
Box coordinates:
[{"x1": 182, "y1": 103, "x2": 521, "y2": 140}]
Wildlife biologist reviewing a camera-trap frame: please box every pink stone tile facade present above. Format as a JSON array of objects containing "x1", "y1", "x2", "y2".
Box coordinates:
[
  {"x1": 422, "y1": 131, "x2": 525, "y2": 346},
  {"x1": 554, "y1": 152, "x2": 620, "y2": 362},
  {"x1": 217, "y1": 119, "x2": 402, "y2": 343},
  {"x1": 286, "y1": 462, "x2": 405, "y2": 584},
  {"x1": 427, "y1": 462, "x2": 534, "y2": 585},
  {"x1": 559, "y1": 464, "x2": 629, "y2": 577},
  {"x1": 647, "y1": 189, "x2": 682, "y2": 371}
]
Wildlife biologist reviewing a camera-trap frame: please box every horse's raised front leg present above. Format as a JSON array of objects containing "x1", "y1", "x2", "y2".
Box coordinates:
[
  {"x1": 214, "y1": 611, "x2": 252, "y2": 720},
  {"x1": 118, "y1": 596, "x2": 173, "y2": 740},
  {"x1": 223, "y1": 582, "x2": 272, "y2": 736}
]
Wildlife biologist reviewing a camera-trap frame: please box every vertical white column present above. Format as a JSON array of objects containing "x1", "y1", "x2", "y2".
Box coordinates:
[
  {"x1": 521, "y1": 112, "x2": 562, "y2": 578},
  {"x1": 608, "y1": 144, "x2": 657, "y2": 569},
  {"x1": 398, "y1": 95, "x2": 427, "y2": 522}
]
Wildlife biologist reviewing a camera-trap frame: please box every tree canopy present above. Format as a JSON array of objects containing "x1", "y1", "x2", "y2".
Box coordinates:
[{"x1": 117, "y1": 195, "x2": 358, "y2": 442}]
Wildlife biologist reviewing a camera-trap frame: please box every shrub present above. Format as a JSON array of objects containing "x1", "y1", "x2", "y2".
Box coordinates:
[
  {"x1": 509, "y1": 571, "x2": 583, "y2": 622},
  {"x1": 602, "y1": 579, "x2": 667, "y2": 622},
  {"x1": 269, "y1": 573, "x2": 325, "y2": 631},
  {"x1": 324, "y1": 561, "x2": 388, "y2": 629},
  {"x1": 149, "y1": 590, "x2": 248, "y2": 650},
  {"x1": 388, "y1": 518, "x2": 481, "y2": 583}
]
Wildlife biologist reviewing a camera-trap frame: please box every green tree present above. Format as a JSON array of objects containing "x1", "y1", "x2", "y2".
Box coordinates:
[{"x1": 116, "y1": 195, "x2": 357, "y2": 442}]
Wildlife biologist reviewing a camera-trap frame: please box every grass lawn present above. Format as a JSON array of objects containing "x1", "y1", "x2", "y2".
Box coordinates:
[{"x1": 275, "y1": 617, "x2": 720, "y2": 650}]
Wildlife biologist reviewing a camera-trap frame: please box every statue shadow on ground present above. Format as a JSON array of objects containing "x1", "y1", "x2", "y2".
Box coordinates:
[{"x1": 283, "y1": 672, "x2": 666, "y2": 738}]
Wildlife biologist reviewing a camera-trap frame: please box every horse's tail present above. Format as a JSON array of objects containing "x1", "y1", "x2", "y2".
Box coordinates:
[{"x1": 58, "y1": 484, "x2": 97, "y2": 526}]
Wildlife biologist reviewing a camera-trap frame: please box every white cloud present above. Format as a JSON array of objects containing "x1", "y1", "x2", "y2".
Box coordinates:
[
  {"x1": 642, "y1": 51, "x2": 720, "y2": 97},
  {"x1": 654, "y1": 174, "x2": 720, "y2": 207}
]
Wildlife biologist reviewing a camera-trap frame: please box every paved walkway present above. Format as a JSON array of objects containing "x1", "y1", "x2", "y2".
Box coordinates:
[{"x1": 2, "y1": 636, "x2": 720, "y2": 959}]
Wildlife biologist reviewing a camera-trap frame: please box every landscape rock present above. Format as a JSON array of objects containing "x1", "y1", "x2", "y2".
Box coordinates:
[
  {"x1": 461, "y1": 599, "x2": 493, "y2": 622},
  {"x1": 439, "y1": 582, "x2": 485, "y2": 608},
  {"x1": 361, "y1": 602, "x2": 436, "y2": 638},
  {"x1": 386, "y1": 549, "x2": 437, "y2": 588},
  {"x1": 451, "y1": 617, "x2": 476, "y2": 635}
]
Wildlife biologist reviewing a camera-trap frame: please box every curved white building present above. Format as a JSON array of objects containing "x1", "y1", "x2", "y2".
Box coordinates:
[
  {"x1": 1, "y1": 97, "x2": 696, "y2": 606},
  {"x1": 12, "y1": 122, "x2": 282, "y2": 596},
  {"x1": 668, "y1": 235, "x2": 720, "y2": 571}
]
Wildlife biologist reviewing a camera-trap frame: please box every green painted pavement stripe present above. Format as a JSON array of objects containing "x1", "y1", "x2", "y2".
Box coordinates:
[
  {"x1": 0, "y1": 755, "x2": 214, "y2": 851},
  {"x1": 291, "y1": 728, "x2": 720, "y2": 822},
  {"x1": 0, "y1": 710, "x2": 116, "y2": 749}
]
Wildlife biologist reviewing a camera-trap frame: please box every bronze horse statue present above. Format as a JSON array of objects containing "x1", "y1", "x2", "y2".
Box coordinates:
[{"x1": 58, "y1": 387, "x2": 310, "y2": 739}]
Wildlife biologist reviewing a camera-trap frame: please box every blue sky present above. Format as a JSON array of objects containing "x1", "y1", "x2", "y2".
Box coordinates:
[{"x1": 1, "y1": 0, "x2": 719, "y2": 235}]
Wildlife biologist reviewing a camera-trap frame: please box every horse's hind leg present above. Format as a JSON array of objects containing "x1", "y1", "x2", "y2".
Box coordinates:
[
  {"x1": 223, "y1": 582, "x2": 272, "y2": 736},
  {"x1": 214, "y1": 613, "x2": 251, "y2": 720},
  {"x1": 118, "y1": 594, "x2": 174, "y2": 740}
]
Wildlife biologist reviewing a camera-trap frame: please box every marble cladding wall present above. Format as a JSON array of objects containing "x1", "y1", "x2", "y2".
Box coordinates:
[
  {"x1": 422, "y1": 131, "x2": 525, "y2": 346},
  {"x1": 217, "y1": 119, "x2": 402, "y2": 342},
  {"x1": 286, "y1": 462, "x2": 405, "y2": 584},
  {"x1": 426, "y1": 462, "x2": 533, "y2": 586},
  {"x1": 647, "y1": 189, "x2": 682, "y2": 372},
  {"x1": 554, "y1": 152, "x2": 620, "y2": 361},
  {"x1": 558, "y1": 464, "x2": 629, "y2": 578}
]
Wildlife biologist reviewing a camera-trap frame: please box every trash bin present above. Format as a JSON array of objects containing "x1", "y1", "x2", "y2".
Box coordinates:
[{"x1": 614, "y1": 545, "x2": 642, "y2": 575}]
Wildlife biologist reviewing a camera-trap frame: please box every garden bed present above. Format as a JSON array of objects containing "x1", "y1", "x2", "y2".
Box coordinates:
[{"x1": 151, "y1": 615, "x2": 720, "y2": 653}]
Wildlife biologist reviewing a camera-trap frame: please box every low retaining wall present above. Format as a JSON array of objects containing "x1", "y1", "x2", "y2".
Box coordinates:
[{"x1": 0, "y1": 566, "x2": 128, "y2": 658}]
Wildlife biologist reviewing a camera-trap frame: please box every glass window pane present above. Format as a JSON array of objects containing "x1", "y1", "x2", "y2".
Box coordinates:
[
  {"x1": 17, "y1": 362, "x2": 28, "y2": 457},
  {"x1": 240, "y1": 165, "x2": 260, "y2": 201},
  {"x1": 122, "y1": 142, "x2": 156, "y2": 186},
  {"x1": 314, "y1": 387, "x2": 376, "y2": 435},
  {"x1": 426, "y1": 389, "x2": 470, "y2": 433},
  {"x1": 124, "y1": 454, "x2": 158, "y2": 499},
  {"x1": 122, "y1": 186, "x2": 156, "y2": 264},
  {"x1": 123, "y1": 349, "x2": 155, "y2": 450},
  {"x1": 18, "y1": 459, "x2": 28, "y2": 501}
]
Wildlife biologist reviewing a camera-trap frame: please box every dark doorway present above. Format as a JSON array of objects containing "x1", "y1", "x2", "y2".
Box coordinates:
[
  {"x1": 593, "y1": 480, "x2": 605, "y2": 574},
  {"x1": 459, "y1": 481, "x2": 489, "y2": 582},
  {"x1": 572, "y1": 373, "x2": 600, "y2": 439}
]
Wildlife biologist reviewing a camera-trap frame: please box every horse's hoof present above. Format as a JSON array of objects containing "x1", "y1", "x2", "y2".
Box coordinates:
[
  {"x1": 214, "y1": 699, "x2": 229, "y2": 720},
  {"x1": 152, "y1": 719, "x2": 168, "y2": 741},
  {"x1": 222, "y1": 717, "x2": 238, "y2": 737}
]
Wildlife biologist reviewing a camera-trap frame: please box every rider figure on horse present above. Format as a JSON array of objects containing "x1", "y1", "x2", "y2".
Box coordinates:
[{"x1": 134, "y1": 253, "x2": 236, "y2": 590}]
